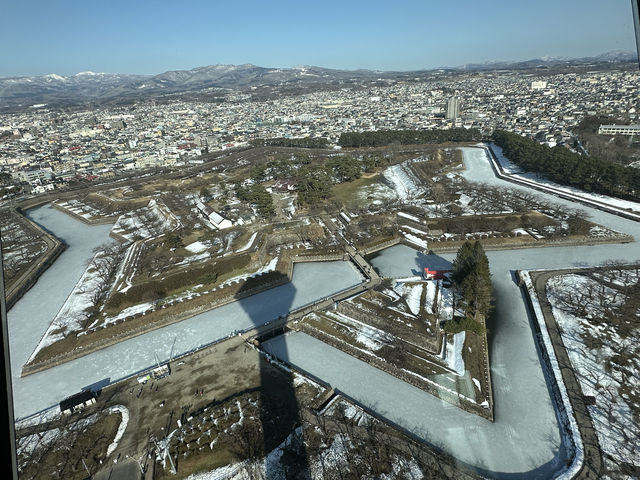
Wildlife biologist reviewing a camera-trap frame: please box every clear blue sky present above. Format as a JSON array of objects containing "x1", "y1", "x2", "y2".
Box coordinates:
[{"x1": 0, "y1": 0, "x2": 636, "y2": 76}]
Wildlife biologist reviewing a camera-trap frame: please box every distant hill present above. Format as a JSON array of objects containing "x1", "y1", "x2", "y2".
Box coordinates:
[
  {"x1": 0, "y1": 64, "x2": 388, "y2": 110},
  {"x1": 453, "y1": 50, "x2": 638, "y2": 70},
  {"x1": 0, "y1": 51, "x2": 636, "y2": 111}
]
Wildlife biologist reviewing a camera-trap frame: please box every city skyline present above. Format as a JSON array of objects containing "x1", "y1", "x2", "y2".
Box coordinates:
[{"x1": 0, "y1": 0, "x2": 637, "y2": 77}]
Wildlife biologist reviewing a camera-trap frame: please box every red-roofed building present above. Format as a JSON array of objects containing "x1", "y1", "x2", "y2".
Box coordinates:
[{"x1": 424, "y1": 267, "x2": 451, "y2": 280}]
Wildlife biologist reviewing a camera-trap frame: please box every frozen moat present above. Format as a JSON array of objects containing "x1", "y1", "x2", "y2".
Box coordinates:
[
  {"x1": 262, "y1": 147, "x2": 640, "y2": 478},
  {"x1": 10, "y1": 146, "x2": 640, "y2": 478},
  {"x1": 10, "y1": 205, "x2": 363, "y2": 419}
]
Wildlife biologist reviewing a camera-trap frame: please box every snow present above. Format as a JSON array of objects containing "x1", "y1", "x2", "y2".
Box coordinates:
[
  {"x1": 213, "y1": 255, "x2": 279, "y2": 290},
  {"x1": 27, "y1": 247, "x2": 118, "y2": 362},
  {"x1": 400, "y1": 224, "x2": 429, "y2": 236},
  {"x1": 546, "y1": 272, "x2": 640, "y2": 474},
  {"x1": 377, "y1": 456, "x2": 424, "y2": 480},
  {"x1": 311, "y1": 433, "x2": 353, "y2": 475},
  {"x1": 397, "y1": 211, "x2": 421, "y2": 223},
  {"x1": 292, "y1": 372, "x2": 322, "y2": 390},
  {"x1": 382, "y1": 163, "x2": 422, "y2": 201},
  {"x1": 423, "y1": 280, "x2": 438, "y2": 315},
  {"x1": 489, "y1": 143, "x2": 640, "y2": 217},
  {"x1": 326, "y1": 311, "x2": 392, "y2": 351},
  {"x1": 396, "y1": 283, "x2": 423, "y2": 316},
  {"x1": 44, "y1": 73, "x2": 65, "y2": 81},
  {"x1": 438, "y1": 284, "x2": 454, "y2": 321},
  {"x1": 111, "y1": 199, "x2": 180, "y2": 241},
  {"x1": 17, "y1": 412, "x2": 100, "y2": 460},
  {"x1": 402, "y1": 233, "x2": 427, "y2": 249},
  {"x1": 185, "y1": 241, "x2": 209, "y2": 253},
  {"x1": 235, "y1": 232, "x2": 257, "y2": 253},
  {"x1": 445, "y1": 331, "x2": 466, "y2": 375},
  {"x1": 113, "y1": 242, "x2": 139, "y2": 294},
  {"x1": 520, "y1": 270, "x2": 584, "y2": 479},
  {"x1": 185, "y1": 426, "x2": 304, "y2": 480},
  {"x1": 106, "y1": 405, "x2": 129, "y2": 457},
  {"x1": 472, "y1": 378, "x2": 481, "y2": 391},
  {"x1": 17, "y1": 427, "x2": 63, "y2": 458}
]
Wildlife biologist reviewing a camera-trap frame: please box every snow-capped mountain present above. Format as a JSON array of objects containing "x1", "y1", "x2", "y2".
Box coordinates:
[{"x1": 0, "y1": 51, "x2": 636, "y2": 111}]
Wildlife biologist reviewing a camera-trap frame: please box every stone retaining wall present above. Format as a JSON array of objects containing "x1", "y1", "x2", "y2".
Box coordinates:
[
  {"x1": 299, "y1": 323, "x2": 493, "y2": 421},
  {"x1": 21, "y1": 274, "x2": 289, "y2": 376},
  {"x1": 6, "y1": 241, "x2": 66, "y2": 310},
  {"x1": 51, "y1": 201, "x2": 116, "y2": 225}
]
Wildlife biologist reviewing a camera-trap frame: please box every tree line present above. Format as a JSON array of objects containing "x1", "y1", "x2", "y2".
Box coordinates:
[
  {"x1": 246, "y1": 152, "x2": 389, "y2": 208},
  {"x1": 249, "y1": 136, "x2": 329, "y2": 149},
  {"x1": 338, "y1": 128, "x2": 483, "y2": 147},
  {"x1": 492, "y1": 129, "x2": 640, "y2": 201}
]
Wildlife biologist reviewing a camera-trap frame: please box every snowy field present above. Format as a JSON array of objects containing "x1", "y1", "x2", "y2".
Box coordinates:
[
  {"x1": 184, "y1": 397, "x2": 424, "y2": 480},
  {"x1": 547, "y1": 272, "x2": 640, "y2": 477},
  {"x1": 382, "y1": 162, "x2": 424, "y2": 201},
  {"x1": 111, "y1": 199, "x2": 180, "y2": 241}
]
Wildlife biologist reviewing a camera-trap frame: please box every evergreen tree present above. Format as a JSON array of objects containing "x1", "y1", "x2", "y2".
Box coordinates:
[{"x1": 452, "y1": 240, "x2": 492, "y2": 322}]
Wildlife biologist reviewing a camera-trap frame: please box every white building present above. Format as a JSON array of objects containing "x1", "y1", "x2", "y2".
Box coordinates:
[
  {"x1": 598, "y1": 124, "x2": 640, "y2": 136},
  {"x1": 445, "y1": 97, "x2": 460, "y2": 119},
  {"x1": 195, "y1": 201, "x2": 234, "y2": 230}
]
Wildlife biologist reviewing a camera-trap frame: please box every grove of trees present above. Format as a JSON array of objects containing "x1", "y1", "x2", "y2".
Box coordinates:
[
  {"x1": 338, "y1": 128, "x2": 483, "y2": 147},
  {"x1": 447, "y1": 241, "x2": 491, "y2": 334},
  {"x1": 492, "y1": 129, "x2": 640, "y2": 201},
  {"x1": 250, "y1": 136, "x2": 329, "y2": 149},
  {"x1": 235, "y1": 183, "x2": 276, "y2": 217}
]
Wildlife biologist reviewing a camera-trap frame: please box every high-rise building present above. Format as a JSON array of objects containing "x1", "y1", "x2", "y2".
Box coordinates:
[{"x1": 446, "y1": 97, "x2": 460, "y2": 119}]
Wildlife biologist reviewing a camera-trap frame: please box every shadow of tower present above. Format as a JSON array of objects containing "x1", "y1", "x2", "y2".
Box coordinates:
[{"x1": 233, "y1": 268, "x2": 310, "y2": 478}]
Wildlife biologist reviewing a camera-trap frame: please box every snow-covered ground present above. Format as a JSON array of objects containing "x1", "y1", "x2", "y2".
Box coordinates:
[
  {"x1": 111, "y1": 199, "x2": 180, "y2": 241},
  {"x1": 547, "y1": 272, "x2": 640, "y2": 477},
  {"x1": 397, "y1": 211, "x2": 421, "y2": 223},
  {"x1": 106, "y1": 405, "x2": 129, "y2": 456},
  {"x1": 445, "y1": 331, "x2": 466, "y2": 375},
  {"x1": 185, "y1": 241, "x2": 209, "y2": 254},
  {"x1": 401, "y1": 232, "x2": 428, "y2": 249},
  {"x1": 26, "y1": 245, "x2": 120, "y2": 363},
  {"x1": 382, "y1": 163, "x2": 423, "y2": 201},
  {"x1": 184, "y1": 397, "x2": 423, "y2": 480},
  {"x1": 325, "y1": 310, "x2": 393, "y2": 351},
  {"x1": 55, "y1": 199, "x2": 104, "y2": 220},
  {"x1": 235, "y1": 232, "x2": 257, "y2": 253},
  {"x1": 396, "y1": 283, "x2": 423, "y2": 316}
]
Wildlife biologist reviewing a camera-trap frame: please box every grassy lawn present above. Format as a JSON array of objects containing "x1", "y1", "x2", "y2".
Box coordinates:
[{"x1": 332, "y1": 173, "x2": 381, "y2": 206}]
